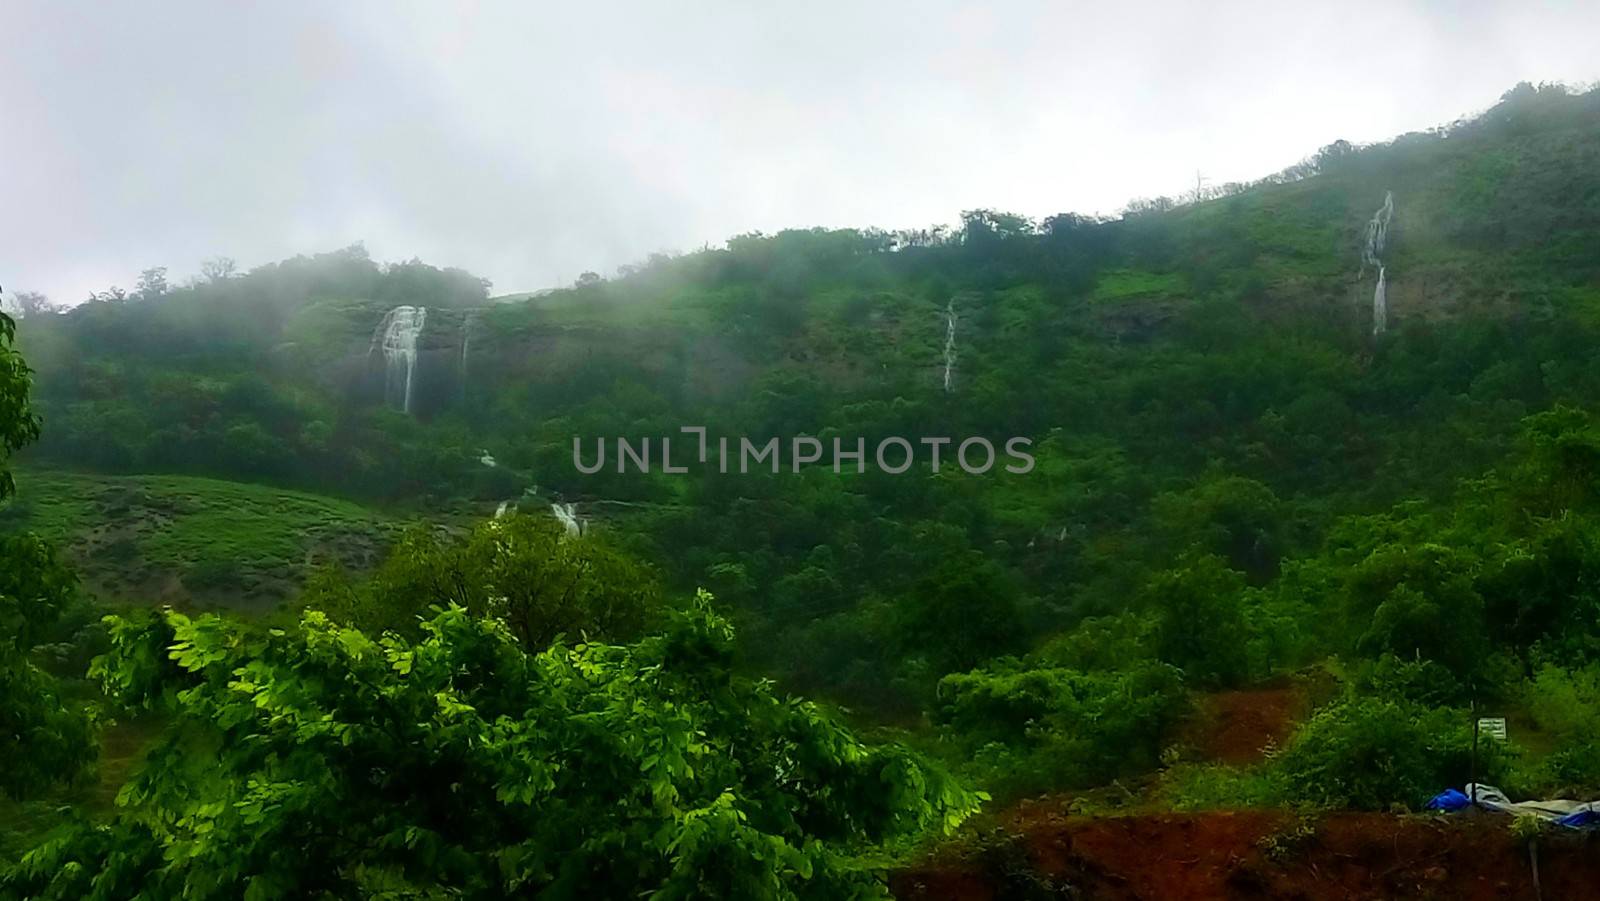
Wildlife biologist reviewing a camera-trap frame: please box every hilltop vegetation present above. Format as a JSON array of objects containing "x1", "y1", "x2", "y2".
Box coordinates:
[
  {"x1": 0, "y1": 469, "x2": 400, "y2": 611},
  {"x1": 5, "y1": 82, "x2": 1600, "y2": 896},
  {"x1": 1, "y1": 329, "x2": 981, "y2": 900}
]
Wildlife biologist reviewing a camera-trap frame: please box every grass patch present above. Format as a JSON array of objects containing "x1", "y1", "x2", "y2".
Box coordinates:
[
  {"x1": 1, "y1": 468, "x2": 399, "y2": 607},
  {"x1": 1093, "y1": 269, "x2": 1188, "y2": 302}
]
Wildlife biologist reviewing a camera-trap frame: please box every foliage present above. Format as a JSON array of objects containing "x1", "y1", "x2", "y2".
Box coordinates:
[
  {"x1": 0, "y1": 468, "x2": 399, "y2": 609},
  {"x1": 894, "y1": 552, "x2": 1025, "y2": 675},
  {"x1": 1510, "y1": 812, "x2": 1544, "y2": 844},
  {"x1": 0, "y1": 313, "x2": 97, "y2": 802},
  {"x1": 0, "y1": 313, "x2": 40, "y2": 501},
  {"x1": 0, "y1": 658, "x2": 97, "y2": 801},
  {"x1": 1270, "y1": 693, "x2": 1510, "y2": 811},
  {"x1": 1143, "y1": 555, "x2": 1252, "y2": 689},
  {"x1": 5, "y1": 85, "x2": 1600, "y2": 869},
  {"x1": 3, "y1": 595, "x2": 982, "y2": 899},
  {"x1": 934, "y1": 657, "x2": 1187, "y2": 798},
  {"x1": 305, "y1": 512, "x2": 661, "y2": 650},
  {"x1": 1158, "y1": 763, "x2": 1280, "y2": 812},
  {"x1": 1517, "y1": 664, "x2": 1600, "y2": 793},
  {"x1": 1256, "y1": 817, "x2": 1318, "y2": 862}
]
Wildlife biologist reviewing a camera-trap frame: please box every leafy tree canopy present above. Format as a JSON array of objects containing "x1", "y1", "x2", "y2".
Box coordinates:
[
  {"x1": 305, "y1": 512, "x2": 662, "y2": 650},
  {"x1": 5, "y1": 594, "x2": 982, "y2": 899},
  {"x1": 0, "y1": 311, "x2": 96, "y2": 801}
]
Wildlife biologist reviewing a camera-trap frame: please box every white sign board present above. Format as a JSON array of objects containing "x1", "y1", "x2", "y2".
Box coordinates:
[{"x1": 1478, "y1": 717, "x2": 1508, "y2": 742}]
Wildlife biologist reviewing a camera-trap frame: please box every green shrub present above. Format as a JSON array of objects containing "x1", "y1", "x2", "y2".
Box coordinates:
[
  {"x1": 1355, "y1": 655, "x2": 1466, "y2": 706},
  {"x1": 1144, "y1": 555, "x2": 1251, "y2": 689},
  {"x1": 1522, "y1": 664, "x2": 1600, "y2": 738},
  {"x1": 935, "y1": 660, "x2": 1188, "y2": 796},
  {"x1": 182, "y1": 557, "x2": 244, "y2": 592},
  {"x1": 4, "y1": 597, "x2": 983, "y2": 899},
  {"x1": 1518, "y1": 664, "x2": 1600, "y2": 793},
  {"x1": 1029, "y1": 613, "x2": 1155, "y2": 671},
  {"x1": 1272, "y1": 695, "x2": 1514, "y2": 810}
]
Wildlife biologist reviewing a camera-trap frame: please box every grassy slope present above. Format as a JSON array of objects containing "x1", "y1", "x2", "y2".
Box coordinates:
[{"x1": 0, "y1": 468, "x2": 402, "y2": 612}]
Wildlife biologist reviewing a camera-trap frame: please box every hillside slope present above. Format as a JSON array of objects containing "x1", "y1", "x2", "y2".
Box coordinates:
[
  {"x1": 7, "y1": 84, "x2": 1600, "y2": 802},
  {"x1": 894, "y1": 809, "x2": 1596, "y2": 901},
  {"x1": 0, "y1": 469, "x2": 401, "y2": 611}
]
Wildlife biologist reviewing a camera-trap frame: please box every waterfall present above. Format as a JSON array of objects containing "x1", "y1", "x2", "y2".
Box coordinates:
[
  {"x1": 942, "y1": 299, "x2": 957, "y2": 393},
  {"x1": 550, "y1": 502, "x2": 584, "y2": 537},
  {"x1": 1361, "y1": 191, "x2": 1393, "y2": 274},
  {"x1": 459, "y1": 311, "x2": 475, "y2": 400},
  {"x1": 1360, "y1": 191, "x2": 1394, "y2": 336},
  {"x1": 479, "y1": 450, "x2": 497, "y2": 468},
  {"x1": 371, "y1": 306, "x2": 427, "y2": 413},
  {"x1": 1373, "y1": 267, "x2": 1387, "y2": 336},
  {"x1": 494, "y1": 498, "x2": 584, "y2": 536}
]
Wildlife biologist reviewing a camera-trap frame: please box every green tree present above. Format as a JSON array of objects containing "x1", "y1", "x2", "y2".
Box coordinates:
[
  {"x1": 933, "y1": 653, "x2": 1187, "y2": 797},
  {"x1": 0, "y1": 311, "x2": 96, "y2": 799},
  {"x1": 1511, "y1": 406, "x2": 1600, "y2": 515},
  {"x1": 0, "y1": 312, "x2": 39, "y2": 500},
  {"x1": 5, "y1": 595, "x2": 982, "y2": 899},
  {"x1": 306, "y1": 513, "x2": 660, "y2": 650},
  {"x1": 1152, "y1": 475, "x2": 1287, "y2": 581},
  {"x1": 897, "y1": 552, "x2": 1024, "y2": 675},
  {"x1": 1144, "y1": 555, "x2": 1251, "y2": 689}
]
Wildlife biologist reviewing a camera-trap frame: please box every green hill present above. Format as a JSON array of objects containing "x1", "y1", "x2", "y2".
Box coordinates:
[
  {"x1": 10, "y1": 80, "x2": 1600, "y2": 896},
  {"x1": 0, "y1": 469, "x2": 401, "y2": 612},
  {"x1": 7, "y1": 79, "x2": 1600, "y2": 793}
]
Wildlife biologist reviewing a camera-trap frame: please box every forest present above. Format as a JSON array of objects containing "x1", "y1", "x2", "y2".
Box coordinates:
[{"x1": 4, "y1": 82, "x2": 1600, "y2": 897}]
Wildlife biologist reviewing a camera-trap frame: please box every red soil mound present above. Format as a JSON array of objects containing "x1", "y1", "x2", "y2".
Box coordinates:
[{"x1": 894, "y1": 809, "x2": 1600, "y2": 900}]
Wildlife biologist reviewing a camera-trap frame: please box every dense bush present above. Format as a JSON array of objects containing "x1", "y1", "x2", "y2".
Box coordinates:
[
  {"x1": 4, "y1": 596, "x2": 982, "y2": 899},
  {"x1": 935, "y1": 659, "x2": 1187, "y2": 797},
  {"x1": 303, "y1": 512, "x2": 662, "y2": 650},
  {"x1": 1518, "y1": 664, "x2": 1600, "y2": 794},
  {"x1": 1271, "y1": 694, "x2": 1513, "y2": 810}
]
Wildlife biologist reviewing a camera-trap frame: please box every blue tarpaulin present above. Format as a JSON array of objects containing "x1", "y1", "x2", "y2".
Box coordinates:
[
  {"x1": 1428, "y1": 784, "x2": 1600, "y2": 828},
  {"x1": 1426, "y1": 789, "x2": 1471, "y2": 811},
  {"x1": 1555, "y1": 809, "x2": 1600, "y2": 828}
]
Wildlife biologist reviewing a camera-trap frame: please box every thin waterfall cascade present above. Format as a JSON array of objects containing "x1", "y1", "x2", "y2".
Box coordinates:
[
  {"x1": 550, "y1": 502, "x2": 584, "y2": 537},
  {"x1": 942, "y1": 299, "x2": 957, "y2": 393},
  {"x1": 494, "y1": 499, "x2": 585, "y2": 536},
  {"x1": 1373, "y1": 267, "x2": 1388, "y2": 336},
  {"x1": 459, "y1": 311, "x2": 476, "y2": 399},
  {"x1": 370, "y1": 306, "x2": 428, "y2": 413},
  {"x1": 1360, "y1": 191, "x2": 1394, "y2": 335},
  {"x1": 1361, "y1": 191, "x2": 1394, "y2": 274},
  {"x1": 479, "y1": 450, "x2": 497, "y2": 468}
]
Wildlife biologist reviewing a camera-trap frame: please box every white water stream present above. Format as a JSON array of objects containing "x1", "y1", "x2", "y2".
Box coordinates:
[
  {"x1": 371, "y1": 306, "x2": 427, "y2": 412},
  {"x1": 1361, "y1": 192, "x2": 1394, "y2": 335}
]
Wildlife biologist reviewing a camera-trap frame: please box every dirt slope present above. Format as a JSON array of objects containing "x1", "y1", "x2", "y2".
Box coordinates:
[{"x1": 894, "y1": 809, "x2": 1600, "y2": 900}]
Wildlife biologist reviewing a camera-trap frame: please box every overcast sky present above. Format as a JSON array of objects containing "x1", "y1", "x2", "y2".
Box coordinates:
[{"x1": 3, "y1": 1, "x2": 1596, "y2": 304}]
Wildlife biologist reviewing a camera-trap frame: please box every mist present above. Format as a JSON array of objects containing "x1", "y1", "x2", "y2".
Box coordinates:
[{"x1": 3, "y1": 0, "x2": 1595, "y2": 303}]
